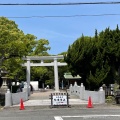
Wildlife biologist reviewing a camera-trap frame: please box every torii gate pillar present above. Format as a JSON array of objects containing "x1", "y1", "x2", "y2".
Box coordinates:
[
  {"x1": 26, "y1": 59, "x2": 30, "y2": 87},
  {"x1": 54, "y1": 58, "x2": 59, "y2": 92},
  {"x1": 26, "y1": 58, "x2": 59, "y2": 92}
]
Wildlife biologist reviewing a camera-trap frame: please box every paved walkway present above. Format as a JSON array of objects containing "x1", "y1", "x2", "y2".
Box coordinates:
[{"x1": 14, "y1": 89, "x2": 88, "y2": 107}]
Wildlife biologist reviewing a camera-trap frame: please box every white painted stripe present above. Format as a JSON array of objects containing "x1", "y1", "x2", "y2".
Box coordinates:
[
  {"x1": 54, "y1": 116, "x2": 63, "y2": 120},
  {"x1": 62, "y1": 115, "x2": 120, "y2": 118}
]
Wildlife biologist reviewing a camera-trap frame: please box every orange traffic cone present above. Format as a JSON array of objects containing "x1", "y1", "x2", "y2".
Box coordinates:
[
  {"x1": 20, "y1": 99, "x2": 25, "y2": 110},
  {"x1": 87, "y1": 96, "x2": 93, "y2": 108}
]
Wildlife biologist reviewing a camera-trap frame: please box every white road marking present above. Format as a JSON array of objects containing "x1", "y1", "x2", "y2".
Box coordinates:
[
  {"x1": 54, "y1": 115, "x2": 120, "y2": 120},
  {"x1": 54, "y1": 116, "x2": 63, "y2": 120},
  {"x1": 62, "y1": 115, "x2": 120, "y2": 118}
]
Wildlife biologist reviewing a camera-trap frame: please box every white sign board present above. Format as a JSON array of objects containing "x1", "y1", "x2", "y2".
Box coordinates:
[{"x1": 52, "y1": 95, "x2": 67, "y2": 105}]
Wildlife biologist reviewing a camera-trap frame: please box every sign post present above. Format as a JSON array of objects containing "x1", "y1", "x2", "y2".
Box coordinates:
[{"x1": 50, "y1": 92, "x2": 70, "y2": 108}]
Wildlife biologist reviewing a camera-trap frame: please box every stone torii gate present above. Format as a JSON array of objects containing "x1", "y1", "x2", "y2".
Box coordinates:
[{"x1": 22, "y1": 55, "x2": 67, "y2": 92}]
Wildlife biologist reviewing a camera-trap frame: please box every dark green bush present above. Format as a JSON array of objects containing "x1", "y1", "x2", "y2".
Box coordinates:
[
  {"x1": 0, "y1": 93, "x2": 5, "y2": 106},
  {"x1": 8, "y1": 85, "x2": 20, "y2": 93}
]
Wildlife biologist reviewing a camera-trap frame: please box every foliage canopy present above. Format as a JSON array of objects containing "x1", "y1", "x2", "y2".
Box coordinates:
[
  {"x1": 65, "y1": 26, "x2": 120, "y2": 90},
  {"x1": 0, "y1": 17, "x2": 51, "y2": 87}
]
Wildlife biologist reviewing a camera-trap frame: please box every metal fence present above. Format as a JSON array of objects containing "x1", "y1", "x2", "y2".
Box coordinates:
[{"x1": 103, "y1": 85, "x2": 114, "y2": 97}]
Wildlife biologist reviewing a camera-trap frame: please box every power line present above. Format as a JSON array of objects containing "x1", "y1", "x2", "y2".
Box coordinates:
[
  {"x1": 0, "y1": 2, "x2": 120, "y2": 6},
  {"x1": 5, "y1": 14, "x2": 120, "y2": 18}
]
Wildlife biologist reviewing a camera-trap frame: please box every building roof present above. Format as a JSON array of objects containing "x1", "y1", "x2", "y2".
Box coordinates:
[{"x1": 64, "y1": 73, "x2": 81, "y2": 79}]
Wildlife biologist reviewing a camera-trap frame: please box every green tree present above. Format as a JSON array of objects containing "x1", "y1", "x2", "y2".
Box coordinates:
[
  {"x1": 0, "y1": 17, "x2": 32, "y2": 80},
  {"x1": 32, "y1": 39, "x2": 50, "y2": 56},
  {"x1": 65, "y1": 35, "x2": 94, "y2": 87},
  {"x1": 30, "y1": 38, "x2": 51, "y2": 85},
  {"x1": 65, "y1": 26, "x2": 120, "y2": 90},
  {"x1": 0, "y1": 17, "x2": 51, "y2": 86}
]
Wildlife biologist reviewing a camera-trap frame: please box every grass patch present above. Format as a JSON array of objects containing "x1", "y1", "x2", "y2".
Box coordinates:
[{"x1": 106, "y1": 96, "x2": 115, "y2": 104}]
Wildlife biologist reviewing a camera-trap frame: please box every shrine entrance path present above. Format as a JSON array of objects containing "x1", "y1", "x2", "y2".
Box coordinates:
[
  {"x1": 12, "y1": 89, "x2": 88, "y2": 106},
  {"x1": 29, "y1": 89, "x2": 79, "y2": 100}
]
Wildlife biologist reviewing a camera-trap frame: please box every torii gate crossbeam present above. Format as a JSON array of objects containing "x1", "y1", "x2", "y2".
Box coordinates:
[{"x1": 22, "y1": 55, "x2": 67, "y2": 92}]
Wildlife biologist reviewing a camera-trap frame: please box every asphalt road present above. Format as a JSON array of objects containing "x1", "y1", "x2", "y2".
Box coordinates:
[{"x1": 0, "y1": 104, "x2": 120, "y2": 120}]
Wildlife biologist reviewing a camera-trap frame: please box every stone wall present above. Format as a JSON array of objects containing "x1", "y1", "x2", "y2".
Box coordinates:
[
  {"x1": 5, "y1": 88, "x2": 28, "y2": 107},
  {"x1": 69, "y1": 82, "x2": 105, "y2": 104},
  {"x1": 12, "y1": 91, "x2": 28, "y2": 105}
]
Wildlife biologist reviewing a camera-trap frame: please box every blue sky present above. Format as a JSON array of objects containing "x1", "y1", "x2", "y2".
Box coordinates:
[{"x1": 0, "y1": 0, "x2": 120, "y2": 55}]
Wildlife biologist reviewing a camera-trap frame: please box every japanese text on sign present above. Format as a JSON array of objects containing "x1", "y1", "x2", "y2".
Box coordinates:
[{"x1": 53, "y1": 95, "x2": 67, "y2": 105}]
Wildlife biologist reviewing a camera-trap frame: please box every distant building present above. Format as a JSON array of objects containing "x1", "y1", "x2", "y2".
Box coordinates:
[{"x1": 64, "y1": 72, "x2": 81, "y2": 87}]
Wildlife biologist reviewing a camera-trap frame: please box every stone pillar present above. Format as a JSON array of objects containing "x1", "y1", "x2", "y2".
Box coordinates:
[
  {"x1": 69, "y1": 84, "x2": 73, "y2": 95},
  {"x1": 26, "y1": 59, "x2": 30, "y2": 96},
  {"x1": 26, "y1": 59, "x2": 30, "y2": 86},
  {"x1": 54, "y1": 58, "x2": 59, "y2": 92},
  {"x1": 80, "y1": 83, "x2": 85, "y2": 100},
  {"x1": 73, "y1": 81, "x2": 77, "y2": 94},
  {"x1": 22, "y1": 87, "x2": 28, "y2": 100},
  {"x1": 5, "y1": 89, "x2": 12, "y2": 107},
  {"x1": 99, "y1": 87, "x2": 105, "y2": 103},
  {"x1": 2, "y1": 78, "x2": 6, "y2": 86},
  {"x1": 74, "y1": 81, "x2": 77, "y2": 86}
]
